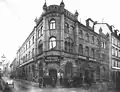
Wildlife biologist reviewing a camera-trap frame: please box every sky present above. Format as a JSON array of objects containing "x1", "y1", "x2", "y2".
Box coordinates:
[{"x1": 0, "y1": 0, "x2": 120, "y2": 63}]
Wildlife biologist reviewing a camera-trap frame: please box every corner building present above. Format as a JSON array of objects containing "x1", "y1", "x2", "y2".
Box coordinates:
[{"x1": 16, "y1": 1, "x2": 109, "y2": 84}]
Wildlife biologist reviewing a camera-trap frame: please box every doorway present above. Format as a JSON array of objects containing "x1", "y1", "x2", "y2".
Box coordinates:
[{"x1": 49, "y1": 69, "x2": 57, "y2": 84}]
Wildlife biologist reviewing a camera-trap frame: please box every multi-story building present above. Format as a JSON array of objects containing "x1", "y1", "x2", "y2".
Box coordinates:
[
  {"x1": 16, "y1": 27, "x2": 37, "y2": 81},
  {"x1": 15, "y1": 1, "x2": 109, "y2": 84},
  {"x1": 107, "y1": 28, "x2": 120, "y2": 86}
]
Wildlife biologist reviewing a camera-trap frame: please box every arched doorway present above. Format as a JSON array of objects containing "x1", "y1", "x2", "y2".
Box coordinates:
[
  {"x1": 65, "y1": 62, "x2": 73, "y2": 77},
  {"x1": 49, "y1": 68, "x2": 57, "y2": 84}
]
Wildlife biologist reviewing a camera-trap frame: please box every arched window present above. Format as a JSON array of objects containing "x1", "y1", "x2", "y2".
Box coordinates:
[
  {"x1": 78, "y1": 44, "x2": 83, "y2": 55},
  {"x1": 79, "y1": 30, "x2": 83, "y2": 38},
  {"x1": 65, "y1": 22, "x2": 69, "y2": 33},
  {"x1": 85, "y1": 46, "x2": 89, "y2": 56},
  {"x1": 86, "y1": 33, "x2": 89, "y2": 41},
  {"x1": 49, "y1": 37, "x2": 56, "y2": 49},
  {"x1": 50, "y1": 19, "x2": 56, "y2": 29}
]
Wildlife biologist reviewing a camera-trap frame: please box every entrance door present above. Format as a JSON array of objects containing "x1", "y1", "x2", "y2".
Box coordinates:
[
  {"x1": 65, "y1": 62, "x2": 73, "y2": 77},
  {"x1": 49, "y1": 69, "x2": 57, "y2": 84}
]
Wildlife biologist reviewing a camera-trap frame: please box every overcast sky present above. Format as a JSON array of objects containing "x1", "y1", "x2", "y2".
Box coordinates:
[{"x1": 0, "y1": 0, "x2": 120, "y2": 63}]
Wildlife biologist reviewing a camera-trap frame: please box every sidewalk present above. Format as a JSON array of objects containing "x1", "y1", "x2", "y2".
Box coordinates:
[
  {"x1": 15, "y1": 79, "x2": 116, "y2": 92},
  {"x1": 15, "y1": 79, "x2": 39, "y2": 88}
]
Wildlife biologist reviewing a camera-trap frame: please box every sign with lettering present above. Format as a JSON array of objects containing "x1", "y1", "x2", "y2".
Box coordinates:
[{"x1": 45, "y1": 56, "x2": 59, "y2": 62}]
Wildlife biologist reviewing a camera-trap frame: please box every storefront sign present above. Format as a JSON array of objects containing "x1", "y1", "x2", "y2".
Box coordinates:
[{"x1": 45, "y1": 56, "x2": 59, "y2": 62}]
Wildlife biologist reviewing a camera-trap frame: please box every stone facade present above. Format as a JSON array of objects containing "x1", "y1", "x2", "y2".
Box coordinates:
[{"x1": 14, "y1": 1, "x2": 110, "y2": 83}]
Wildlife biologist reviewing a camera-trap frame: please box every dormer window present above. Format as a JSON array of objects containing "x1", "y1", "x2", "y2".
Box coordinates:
[{"x1": 50, "y1": 19, "x2": 56, "y2": 29}]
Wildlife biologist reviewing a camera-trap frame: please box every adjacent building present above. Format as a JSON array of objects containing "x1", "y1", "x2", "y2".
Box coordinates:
[{"x1": 107, "y1": 28, "x2": 120, "y2": 85}]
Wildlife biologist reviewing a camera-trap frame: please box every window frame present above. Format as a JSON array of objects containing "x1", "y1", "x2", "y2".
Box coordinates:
[
  {"x1": 50, "y1": 19, "x2": 56, "y2": 30},
  {"x1": 49, "y1": 37, "x2": 57, "y2": 49}
]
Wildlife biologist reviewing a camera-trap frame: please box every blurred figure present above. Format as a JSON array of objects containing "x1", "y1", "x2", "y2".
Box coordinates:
[
  {"x1": 38, "y1": 77, "x2": 42, "y2": 88},
  {"x1": 60, "y1": 76, "x2": 63, "y2": 85},
  {"x1": 0, "y1": 75, "x2": 7, "y2": 91}
]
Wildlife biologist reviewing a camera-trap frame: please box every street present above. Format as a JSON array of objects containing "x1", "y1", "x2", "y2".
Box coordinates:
[
  {"x1": 4, "y1": 79, "x2": 94, "y2": 92},
  {"x1": 2, "y1": 79, "x2": 119, "y2": 92}
]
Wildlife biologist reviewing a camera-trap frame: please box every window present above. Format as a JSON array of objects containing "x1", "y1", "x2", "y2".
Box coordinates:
[
  {"x1": 32, "y1": 48, "x2": 34, "y2": 57},
  {"x1": 85, "y1": 46, "x2": 89, "y2": 56},
  {"x1": 86, "y1": 33, "x2": 89, "y2": 41},
  {"x1": 29, "y1": 41, "x2": 30, "y2": 48},
  {"x1": 97, "y1": 38, "x2": 99, "y2": 46},
  {"x1": 69, "y1": 26, "x2": 74, "y2": 35},
  {"x1": 32, "y1": 36, "x2": 34, "y2": 44},
  {"x1": 38, "y1": 41, "x2": 43, "y2": 54},
  {"x1": 26, "y1": 44, "x2": 27, "y2": 50},
  {"x1": 79, "y1": 30, "x2": 83, "y2": 38},
  {"x1": 41, "y1": 26, "x2": 43, "y2": 35},
  {"x1": 26, "y1": 54, "x2": 27, "y2": 61},
  {"x1": 50, "y1": 19, "x2": 56, "y2": 29},
  {"x1": 38, "y1": 26, "x2": 43, "y2": 37},
  {"x1": 92, "y1": 36, "x2": 94, "y2": 43},
  {"x1": 115, "y1": 48, "x2": 118, "y2": 57},
  {"x1": 112, "y1": 37, "x2": 114, "y2": 44},
  {"x1": 78, "y1": 44, "x2": 83, "y2": 55},
  {"x1": 28, "y1": 51, "x2": 30, "y2": 59},
  {"x1": 119, "y1": 50, "x2": 120, "y2": 57},
  {"x1": 65, "y1": 23, "x2": 69, "y2": 33},
  {"x1": 112, "y1": 47, "x2": 115, "y2": 56},
  {"x1": 91, "y1": 48, "x2": 95, "y2": 58},
  {"x1": 49, "y1": 37, "x2": 56, "y2": 49},
  {"x1": 64, "y1": 37, "x2": 74, "y2": 53}
]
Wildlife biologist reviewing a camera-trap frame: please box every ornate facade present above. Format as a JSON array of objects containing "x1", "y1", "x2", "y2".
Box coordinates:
[{"x1": 15, "y1": 1, "x2": 109, "y2": 84}]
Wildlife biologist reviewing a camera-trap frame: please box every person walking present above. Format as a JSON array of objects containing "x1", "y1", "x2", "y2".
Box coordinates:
[{"x1": 38, "y1": 77, "x2": 42, "y2": 88}]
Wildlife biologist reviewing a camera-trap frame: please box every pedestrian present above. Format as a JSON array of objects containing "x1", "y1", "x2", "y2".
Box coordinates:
[
  {"x1": 60, "y1": 76, "x2": 62, "y2": 85},
  {"x1": 38, "y1": 77, "x2": 42, "y2": 88},
  {"x1": 52, "y1": 77, "x2": 55, "y2": 87}
]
